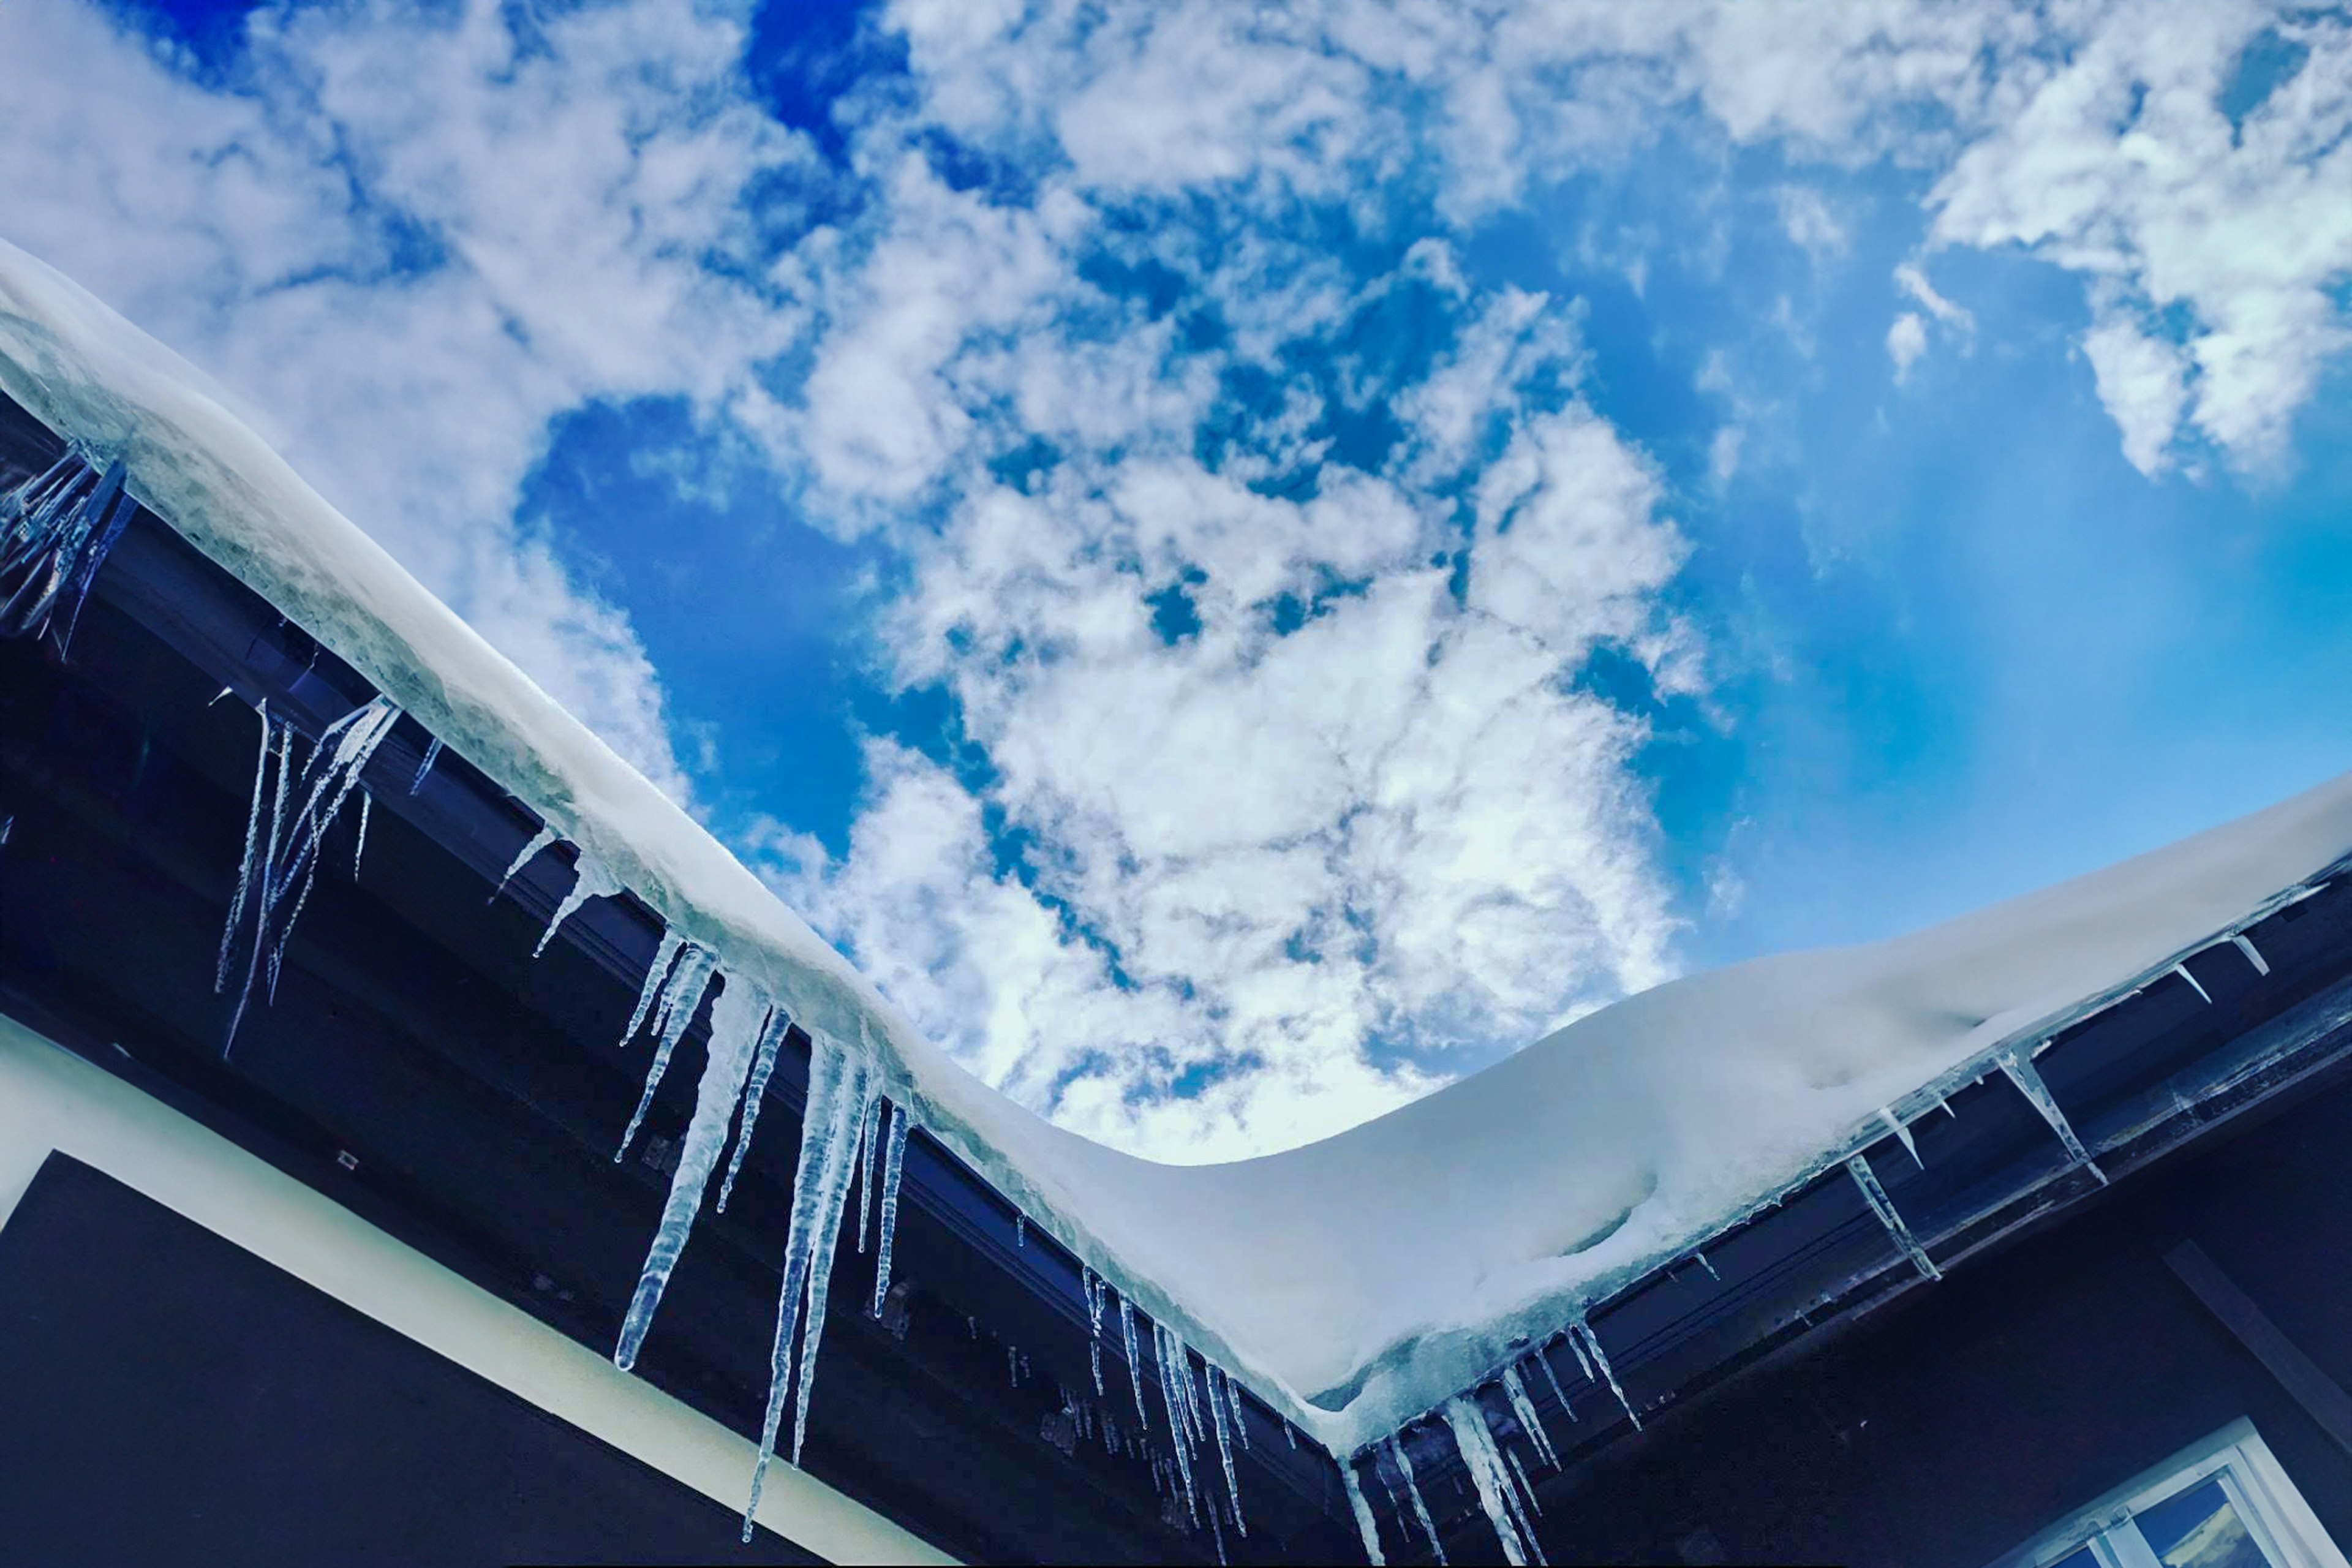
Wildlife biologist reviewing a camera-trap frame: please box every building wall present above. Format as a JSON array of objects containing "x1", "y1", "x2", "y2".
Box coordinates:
[
  {"x1": 1519, "y1": 1064, "x2": 2352, "y2": 1566},
  {"x1": 0, "y1": 1011, "x2": 952, "y2": 1566}
]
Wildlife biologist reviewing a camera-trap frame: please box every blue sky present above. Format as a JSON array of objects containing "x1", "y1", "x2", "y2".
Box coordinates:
[{"x1": 9, "y1": 0, "x2": 2352, "y2": 1159}]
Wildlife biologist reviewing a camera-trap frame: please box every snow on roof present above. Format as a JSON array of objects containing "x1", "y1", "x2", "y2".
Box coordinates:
[{"x1": 7, "y1": 235, "x2": 2350, "y2": 1463}]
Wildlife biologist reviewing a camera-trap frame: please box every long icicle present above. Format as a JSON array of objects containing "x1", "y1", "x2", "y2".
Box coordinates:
[
  {"x1": 1389, "y1": 1438, "x2": 1447, "y2": 1566},
  {"x1": 1156, "y1": 1324, "x2": 1200, "y2": 1525},
  {"x1": 870, "y1": 1101, "x2": 910, "y2": 1316},
  {"x1": 791, "y1": 1058, "x2": 876, "y2": 1467},
  {"x1": 215, "y1": 701, "x2": 272, "y2": 992},
  {"x1": 715, "y1": 1006, "x2": 790, "y2": 1213},
  {"x1": 1343, "y1": 1453, "x2": 1386, "y2": 1566},
  {"x1": 1570, "y1": 1315, "x2": 1640, "y2": 1430},
  {"x1": 742, "y1": 1033, "x2": 867, "y2": 1540},
  {"x1": 1121, "y1": 1295, "x2": 1148, "y2": 1430},
  {"x1": 1206, "y1": 1364, "x2": 1246, "y2": 1536},
  {"x1": 1445, "y1": 1394, "x2": 1545, "y2": 1566},
  {"x1": 856, "y1": 1093, "x2": 884, "y2": 1253},
  {"x1": 408, "y1": 735, "x2": 443, "y2": 796},
  {"x1": 622, "y1": 930, "x2": 687, "y2": 1047},
  {"x1": 614, "y1": 977, "x2": 767, "y2": 1370},
  {"x1": 617, "y1": 946, "x2": 719, "y2": 1159},
  {"x1": 1502, "y1": 1364, "x2": 1559, "y2": 1468}
]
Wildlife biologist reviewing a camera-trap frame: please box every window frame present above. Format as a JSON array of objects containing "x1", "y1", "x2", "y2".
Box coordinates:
[{"x1": 1989, "y1": 1420, "x2": 2348, "y2": 1568}]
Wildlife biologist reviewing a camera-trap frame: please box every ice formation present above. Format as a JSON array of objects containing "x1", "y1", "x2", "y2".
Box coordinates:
[
  {"x1": 1387, "y1": 1438, "x2": 1446, "y2": 1566},
  {"x1": 714, "y1": 1006, "x2": 790, "y2": 1213},
  {"x1": 1500, "y1": 1364, "x2": 1557, "y2": 1469},
  {"x1": 1996, "y1": 1042, "x2": 2105, "y2": 1184},
  {"x1": 1206, "y1": 1363, "x2": 1246, "y2": 1536},
  {"x1": 1, "y1": 447, "x2": 135, "y2": 649},
  {"x1": 614, "y1": 978, "x2": 769, "y2": 1370},
  {"x1": 617, "y1": 944, "x2": 718, "y2": 1160},
  {"x1": 17, "y1": 233, "x2": 2352, "y2": 1549},
  {"x1": 1845, "y1": 1153, "x2": 1939, "y2": 1281},
  {"x1": 870, "y1": 1101, "x2": 910, "y2": 1316},
  {"x1": 744, "y1": 1029, "x2": 878, "y2": 1539},
  {"x1": 214, "y1": 695, "x2": 402, "y2": 1052},
  {"x1": 1443, "y1": 1396, "x2": 1543, "y2": 1566},
  {"x1": 1342, "y1": 1458, "x2": 1385, "y2": 1566}
]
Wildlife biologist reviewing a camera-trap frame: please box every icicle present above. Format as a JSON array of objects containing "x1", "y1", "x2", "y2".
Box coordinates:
[
  {"x1": 1845, "y1": 1152, "x2": 1939, "y2": 1281},
  {"x1": 741, "y1": 1034, "x2": 873, "y2": 1540},
  {"x1": 1210, "y1": 1494, "x2": 1229, "y2": 1564},
  {"x1": 1936, "y1": 1095, "x2": 1957, "y2": 1118},
  {"x1": 408, "y1": 736, "x2": 443, "y2": 795},
  {"x1": 1016, "y1": 1213, "x2": 1027, "y2": 1248},
  {"x1": 1564, "y1": 1326, "x2": 1594, "y2": 1382},
  {"x1": 1996, "y1": 1042, "x2": 2106, "y2": 1184},
  {"x1": 870, "y1": 1102, "x2": 910, "y2": 1316},
  {"x1": 622, "y1": 930, "x2": 687, "y2": 1047},
  {"x1": 493, "y1": 824, "x2": 557, "y2": 900},
  {"x1": 533, "y1": 851, "x2": 619, "y2": 957},
  {"x1": 1343, "y1": 1456, "x2": 1386, "y2": 1566},
  {"x1": 1507, "y1": 1449, "x2": 1543, "y2": 1515},
  {"x1": 646, "y1": 944, "x2": 715, "y2": 1052},
  {"x1": 1226, "y1": 1367, "x2": 1248, "y2": 1449},
  {"x1": 2174, "y1": 962, "x2": 2213, "y2": 1005},
  {"x1": 1206, "y1": 1365, "x2": 1246, "y2": 1536},
  {"x1": 614, "y1": 978, "x2": 767, "y2": 1370},
  {"x1": 716, "y1": 1006, "x2": 790, "y2": 1213},
  {"x1": 216, "y1": 701, "x2": 273, "y2": 993},
  {"x1": 1569, "y1": 1316, "x2": 1640, "y2": 1430},
  {"x1": 1155, "y1": 1325, "x2": 1200, "y2": 1525},
  {"x1": 1443, "y1": 1396, "x2": 1541, "y2": 1567},
  {"x1": 2233, "y1": 932, "x2": 2271, "y2": 976},
  {"x1": 1877, "y1": 1106, "x2": 1921, "y2": 1168},
  {"x1": 218, "y1": 698, "x2": 403, "y2": 1054},
  {"x1": 617, "y1": 946, "x2": 718, "y2": 1159},
  {"x1": 1121, "y1": 1296, "x2": 1148, "y2": 1430},
  {"x1": 1085, "y1": 1268, "x2": 1107, "y2": 1397},
  {"x1": 352, "y1": 790, "x2": 371, "y2": 880},
  {"x1": 1389, "y1": 1438, "x2": 1447, "y2": 1566},
  {"x1": 1501, "y1": 1365, "x2": 1558, "y2": 1469},
  {"x1": 1, "y1": 450, "x2": 136, "y2": 648},
  {"x1": 1532, "y1": 1346, "x2": 1577, "y2": 1422},
  {"x1": 1695, "y1": 1251, "x2": 1719, "y2": 1281},
  {"x1": 1284, "y1": 1417, "x2": 1297, "y2": 1449},
  {"x1": 855, "y1": 1091, "x2": 881, "y2": 1253}
]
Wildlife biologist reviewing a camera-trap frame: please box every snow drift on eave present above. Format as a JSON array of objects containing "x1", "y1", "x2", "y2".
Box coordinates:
[{"x1": 8, "y1": 234, "x2": 2352, "y2": 1461}]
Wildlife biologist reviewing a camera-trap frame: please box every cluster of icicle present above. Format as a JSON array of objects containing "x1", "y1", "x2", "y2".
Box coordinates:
[
  {"x1": 1340, "y1": 1312, "x2": 1646, "y2": 1566},
  {"x1": 1075, "y1": 1261, "x2": 1257, "y2": 1560},
  {"x1": 205, "y1": 690, "x2": 927, "y2": 1541},
  {"x1": 0, "y1": 445, "x2": 137, "y2": 650},
  {"x1": 587, "y1": 922, "x2": 928, "y2": 1542},
  {"x1": 216, "y1": 695, "x2": 402, "y2": 1052}
]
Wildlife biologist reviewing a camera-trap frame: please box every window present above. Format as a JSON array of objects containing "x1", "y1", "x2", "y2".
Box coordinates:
[{"x1": 1992, "y1": 1422, "x2": 2348, "y2": 1568}]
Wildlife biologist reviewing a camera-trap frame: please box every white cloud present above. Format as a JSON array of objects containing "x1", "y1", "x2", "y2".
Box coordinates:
[
  {"x1": 0, "y1": 0, "x2": 815, "y2": 797},
  {"x1": 1776, "y1": 186, "x2": 1848, "y2": 258},
  {"x1": 2081, "y1": 311, "x2": 2194, "y2": 478},
  {"x1": 1926, "y1": 2, "x2": 2352, "y2": 473},
  {"x1": 1888, "y1": 311, "x2": 1929, "y2": 382}
]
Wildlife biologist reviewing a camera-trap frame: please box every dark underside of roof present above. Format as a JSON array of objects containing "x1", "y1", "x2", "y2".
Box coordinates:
[{"x1": 6, "y1": 387, "x2": 2352, "y2": 1564}]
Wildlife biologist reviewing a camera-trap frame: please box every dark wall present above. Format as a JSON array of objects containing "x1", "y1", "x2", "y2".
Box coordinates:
[
  {"x1": 1510, "y1": 1068, "x2": 2352, "y2": 1567},
  {"x1": 0, "y1": 1153, "x2": 820, "y2": 1568}
]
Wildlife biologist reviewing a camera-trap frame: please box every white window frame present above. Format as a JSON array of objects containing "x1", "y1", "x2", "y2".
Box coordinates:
[{"x1": 1989, "y1": 1420, "x2": 2348, "y2": 1568}]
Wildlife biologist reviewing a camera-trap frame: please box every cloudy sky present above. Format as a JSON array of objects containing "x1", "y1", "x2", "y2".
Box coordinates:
[{"x1": 6, "y1": 0, "x2": 2350, "y2": 1162}]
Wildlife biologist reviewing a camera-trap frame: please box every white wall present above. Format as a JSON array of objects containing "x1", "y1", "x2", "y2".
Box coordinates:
[{"x1": 0, "y1": 1011, "x2": 954, "y2": 1566}]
